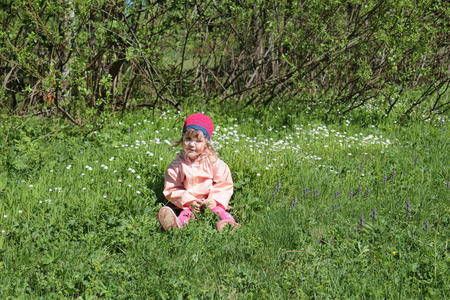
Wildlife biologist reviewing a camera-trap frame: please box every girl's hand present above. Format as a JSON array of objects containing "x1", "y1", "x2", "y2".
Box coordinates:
[
  {"x1": 189, "y1": 200, "x2": 203, "y2": 212},
  {"x1": 203, "y1": 199, "x2": 216, "y2": 209}
]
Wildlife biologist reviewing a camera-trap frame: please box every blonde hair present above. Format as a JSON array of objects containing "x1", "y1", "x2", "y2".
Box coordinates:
[{"x1": 174, "y1": 128, "x2": 218, "y2": 162}]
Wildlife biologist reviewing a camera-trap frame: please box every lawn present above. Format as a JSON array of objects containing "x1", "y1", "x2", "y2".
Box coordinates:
[{"x1": 0, "y1": 105, "x2": 448, "y2": 298}]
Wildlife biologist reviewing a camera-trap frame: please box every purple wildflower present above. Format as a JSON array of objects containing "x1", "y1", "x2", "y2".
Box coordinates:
[
  {"x1": 336, "y1": 191, "x2": 341, "y2": 198},
  {"x1": 360, "y1": 214, "x2": 365, "y2": 227},
  {"x1": 127, "y1": 127, "x2": 131, "y2": 134},
  {"x1": 314, "y1": 189, "x2": 320, "y2": 197},
  {"x1": 425, "y1": 220, "x2": 429, "y2": 231},
  {"x1": 304, "y1": 188, "x2": 310, "y2": 196},
  {"x1": 273, "y1": 181, "x2": 280, "y2": 196},
  {"x1": 333, "y1": 204, "x2": 339, "y2": 211},
  {"x1": 439, "y1": 116, "x2": 444, "y2": 126},
  {"x1": 350, "y1": 190, "x2": 354, "y2": 200},
  {"x1": 289, "y1": 196, "x2": 297, "y2": 210},
  {"x1": 383, "y1": 173, "x2": 388, "y2": 183},
  {"x1": 391, "y1": 168, "x2": 396, "y2": 181},
  {"x1": 365, "y1": 188, "x2": 370, "y2": 198},
  {"x1": 372, "y1": 208, "x2": 377, "y2": 221},
  {"x1": 406, "y1": 200, "x2": 411, "y2": 215}
]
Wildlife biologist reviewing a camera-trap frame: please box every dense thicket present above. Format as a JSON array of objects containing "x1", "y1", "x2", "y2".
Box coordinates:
[{"x1": 0, "y1": 0, "x2": 448, "y2": 124}]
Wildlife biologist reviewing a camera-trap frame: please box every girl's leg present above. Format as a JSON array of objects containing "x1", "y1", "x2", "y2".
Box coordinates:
[
  {"x1": 211, "y1": 206, "x2": 235, "y2": 221},
  {"x1": 177, "y1": 209, "x2": 195, "y2": 227},
  {"x1": 211, "y1": 206, "x2": 239, "y2": 231}
]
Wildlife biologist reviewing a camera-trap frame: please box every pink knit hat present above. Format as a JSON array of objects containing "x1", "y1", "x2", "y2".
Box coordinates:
[{"x1": 183, "y1": 113, "x2": 214, "y2": 140}]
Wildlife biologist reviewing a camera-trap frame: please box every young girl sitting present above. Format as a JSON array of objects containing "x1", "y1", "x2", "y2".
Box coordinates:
[{"x1": 158, "y1": 113, "x2": 239, "y2": 231}]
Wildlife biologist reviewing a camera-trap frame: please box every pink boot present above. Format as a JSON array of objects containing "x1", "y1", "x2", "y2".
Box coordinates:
[
  {"x1": 211, "y1": 206, "x2": 239, "y2": 231},
  {"x1": 158, "y1": 206, "x2": 181, "y2": 230},
  {"x1": 178, "y1": 209, "x2": 195, "y2": 227}
]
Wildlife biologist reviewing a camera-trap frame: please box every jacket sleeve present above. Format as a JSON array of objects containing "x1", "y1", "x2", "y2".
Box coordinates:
[
  {"x1": 163, "y1": 159, "x2": 197, "y2": 209},
  {"x1": 207, "y1": 159, "x2": 234, "y2": 209}
]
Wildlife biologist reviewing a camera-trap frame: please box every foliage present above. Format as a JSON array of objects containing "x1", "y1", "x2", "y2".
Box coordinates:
[
  {"x1": 0, "y1": 0, "x2": 448, "y2": 124},
  {"x1": 0, "y1": 105, "x2": 448, "y2": 298}
]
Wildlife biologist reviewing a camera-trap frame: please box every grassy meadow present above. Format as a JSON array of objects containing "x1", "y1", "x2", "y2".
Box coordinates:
[{"x1": 0, "y1": 104, "x2": 448, "y2": 298}]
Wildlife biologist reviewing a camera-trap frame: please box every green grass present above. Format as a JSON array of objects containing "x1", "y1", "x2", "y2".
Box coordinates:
[{"x1": 0, "y1": 106, "x2": 448, "y2": 298}]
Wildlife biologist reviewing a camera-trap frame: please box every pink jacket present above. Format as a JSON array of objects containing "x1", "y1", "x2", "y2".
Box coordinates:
[{"x1": 163, "y1": 153, "x2": 234, "y2": 209}]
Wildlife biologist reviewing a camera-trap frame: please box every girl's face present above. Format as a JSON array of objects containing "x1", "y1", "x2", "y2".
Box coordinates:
[{"x1": 182, "y1": 130, "x2": 207, "y2": 161}]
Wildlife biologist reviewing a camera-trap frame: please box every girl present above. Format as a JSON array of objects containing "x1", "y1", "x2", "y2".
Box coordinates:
[{"x1": 158, "y1": 113, "x2": 239, "y2": 231}]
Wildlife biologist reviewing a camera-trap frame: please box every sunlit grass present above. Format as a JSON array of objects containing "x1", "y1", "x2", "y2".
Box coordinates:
[{"x1": 0, "y1": 107, "x2": 448, "y2": 298}]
